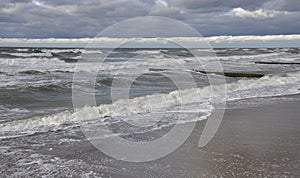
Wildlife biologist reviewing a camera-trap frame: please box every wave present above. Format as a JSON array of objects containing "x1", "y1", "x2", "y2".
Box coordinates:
[
  {"x1": 4, "y1": 47, "x2": 297, "y2": 59},
  {"x1": 0, "y1": 48, "x2": 98, "y2": 59},
  {"x1": 0, "y1": 57, "x2": 69, "y2": 75},
  {"x1": 18, "y1": 70, "x2": 47, "y2": 75},
  {"x1": 18, "y1": 70, "x2": 73, "y2": 75},
  {"x1": 0, "y1": 52, "x2": 52, "y2": 58},
  {"x1": 0, "y1": 57, "x2": 64, "y2": 66},
  {"x1": 0, "y1": 71, "x2": 299, "y2": 138},
  {"x1": 0, "y1": 104, "x2": 30, "y2": 123},
  {"x1": 25, "y1": 83, "x2": 73, "y2": 92}
]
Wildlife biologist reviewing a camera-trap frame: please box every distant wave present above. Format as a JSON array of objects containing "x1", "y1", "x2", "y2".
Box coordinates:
[{"x1": 1, "y1": 35, "x2": 300, "y2": 48}]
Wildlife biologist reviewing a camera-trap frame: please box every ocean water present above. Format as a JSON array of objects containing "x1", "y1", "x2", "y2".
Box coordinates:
[{"x1": 0, "y1": 47, "x2": 300, "y2": 176}]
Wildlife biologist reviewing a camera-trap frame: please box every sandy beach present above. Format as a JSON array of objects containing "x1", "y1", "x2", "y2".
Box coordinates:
[{"x1": 19, "y1": 96, "x2": 297, "y2": 177}]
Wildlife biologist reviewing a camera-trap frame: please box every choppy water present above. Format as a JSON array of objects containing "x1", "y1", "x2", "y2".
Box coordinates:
[{"x1": 0, "y1": 47, "x2": 300, "y2": 176}]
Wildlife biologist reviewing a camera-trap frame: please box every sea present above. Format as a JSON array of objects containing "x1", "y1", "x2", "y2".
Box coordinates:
[{"x1": 0, "y1": 47, "x2": 300, "y2": 176}]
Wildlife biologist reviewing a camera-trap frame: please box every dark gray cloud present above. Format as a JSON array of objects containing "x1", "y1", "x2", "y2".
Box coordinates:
[{"x1": 0, "y1": 0, "x2": 299, "y2": 38}]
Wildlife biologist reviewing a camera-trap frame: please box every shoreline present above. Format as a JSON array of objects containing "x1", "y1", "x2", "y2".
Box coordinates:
[{"x1": 32, "y1": 98, "x2": 300, "y2": 177}]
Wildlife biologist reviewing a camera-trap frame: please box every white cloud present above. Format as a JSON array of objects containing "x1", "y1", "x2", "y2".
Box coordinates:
[
  {"x1": 150, "y1": 0, "x2": 184, "y2": 18},
  {"x1": 155, "y1": 0, "x2": 168, "y2": 7},
  {"x1": 229, "y1": 7, "x2": 288, "y2": 19}
]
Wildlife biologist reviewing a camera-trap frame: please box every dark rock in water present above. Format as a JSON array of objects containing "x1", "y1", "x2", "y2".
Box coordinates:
[
  {"x1": 61, "y1": 58, "x2": 79, "y2": 63},
  {"x1": 160, "y1": 49, "x2": 194, "y2": 57},
  {"x1": 255, "y1": 61, "x2": 300, "y2": 65},
  {"x1": 194, "y1": 70, "x2": 264, "y2": 78},
  {"x1": 0, "y1": 71, "x2": 6, "y2": 75},
  {"x1": 19, "y1": 70, "x2": 45, "y2": 75},
  {"x1": 149, "y1": 68, "x2": 170, "y2": 72},
  {"x1": 51, "y1": 51, "x2": 81, "y2": 58},
  {"x1": 54, "y1": 70, "x2": 73, "y2": 74}
]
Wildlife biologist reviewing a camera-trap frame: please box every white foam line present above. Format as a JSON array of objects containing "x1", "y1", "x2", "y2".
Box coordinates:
[{"x1": 1, "y1": 35, "x2": 300, "y2": 43}]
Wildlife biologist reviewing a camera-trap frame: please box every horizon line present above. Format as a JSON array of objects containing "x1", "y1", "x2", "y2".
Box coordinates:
[{"x1": 1, "y1": 34, "x2": 300, "y2": 48}]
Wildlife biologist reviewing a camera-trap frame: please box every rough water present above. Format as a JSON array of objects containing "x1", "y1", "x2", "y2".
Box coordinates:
[{"x1": 0, "y1": 47, "x2": 300, "y2": 177}]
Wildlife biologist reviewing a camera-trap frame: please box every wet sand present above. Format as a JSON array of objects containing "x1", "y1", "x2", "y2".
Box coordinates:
[
  {"x1": 181, "y1": 100, "x2": 300, "y2": 177},
  {"x1": 38, "y1": 99, "x2": 300, "y2": 177}
]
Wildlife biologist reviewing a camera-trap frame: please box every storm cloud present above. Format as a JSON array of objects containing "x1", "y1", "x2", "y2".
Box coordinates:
[{"x1": 0, "y1": 0, "x2": 299, "y2": 38}]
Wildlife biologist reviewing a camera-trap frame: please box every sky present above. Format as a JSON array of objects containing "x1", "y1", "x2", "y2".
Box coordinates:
[{"x1": 0, "y1": 0, "x2": 300, "y2": 38}]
